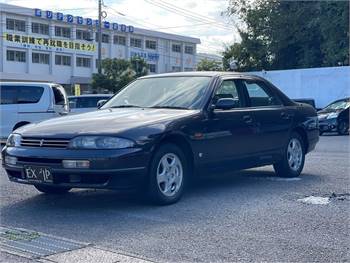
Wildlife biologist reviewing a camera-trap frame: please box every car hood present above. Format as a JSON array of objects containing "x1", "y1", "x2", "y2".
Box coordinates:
[{"x1": 17, "y1": 108, "x2": 200, "y2": 138}]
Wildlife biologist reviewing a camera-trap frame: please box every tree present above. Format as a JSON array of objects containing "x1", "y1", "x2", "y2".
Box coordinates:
[
  {"x1": 197, "y1": 58, "x2": 223, "y2": 71},
  {"x1": 92, "y1": 57, "x2": 148, "y2": 93},
  {"x1": 223, "y1": 0, "x2": 349, "y2": 71}
]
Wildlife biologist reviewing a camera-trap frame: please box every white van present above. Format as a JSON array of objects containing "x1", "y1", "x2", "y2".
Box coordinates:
[{"x1": 0, "y1": 82, "x2": 69, "y2": 142}]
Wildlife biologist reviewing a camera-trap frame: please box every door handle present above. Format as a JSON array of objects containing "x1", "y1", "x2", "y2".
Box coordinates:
[
  {"x1": 281, "y1": 112, "x2": 291, "y2": 120},
  {"x1": 242, "y1": 115, "x2": 253, "y2": 124}
]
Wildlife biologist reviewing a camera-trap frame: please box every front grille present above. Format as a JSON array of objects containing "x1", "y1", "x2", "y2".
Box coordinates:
[{"x1": 21, "y1": 137, "x2": 70, "y2": 148}]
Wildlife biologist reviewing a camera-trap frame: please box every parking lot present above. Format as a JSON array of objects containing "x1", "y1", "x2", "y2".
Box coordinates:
[{"x1": 0, "y1": 135, "x2": 349, "y2": 263}]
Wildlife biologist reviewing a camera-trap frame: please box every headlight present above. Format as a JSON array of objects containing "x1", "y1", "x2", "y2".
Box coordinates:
[
  {"x1": 326, "y1": 112, "x2": 339, "y2": 119},
  {"x1": 6, "y1": 134, "x2": 22, "y2": 147},
  {"x1": 69, "y1": 136, "x2": 135, "y2": 149}
]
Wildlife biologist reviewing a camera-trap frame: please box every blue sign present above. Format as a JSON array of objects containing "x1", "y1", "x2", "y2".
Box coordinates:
[
  {"x1": 131, "y1": 51, "x2": 159, "y2": 62},
  {"x1": 34, "y1": 8, "x2": 134, "y2": 33}
]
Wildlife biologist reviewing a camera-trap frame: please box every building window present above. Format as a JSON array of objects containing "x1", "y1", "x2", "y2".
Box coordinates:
[
  {"x1": 31, "y1": 22, "x2": 49, "y2": 35},
  {"x1": 76, "y1": 30, "x2": 91, "y2": 40},
  {"x1": 55, "y1": 26, "x2": 71, "y2": 38},
  {"x1": 130, "y1": 38, "x2": 142, "y2": 48},
  {"x1": 32, "y1": 52, "x2": 49, "y2": 64},
  {"x1": 185, "y1": 46, "x2": 194, "y2": 55},
  {"x1": 76, "y1": 57, "x2": 91, "y2": 68},
  {"x1": 172, "y1": 44, "x2": 181, "y2": 53},
  {"x1": 6, "y1": 50, "x2": 26, "y2": 62},
  {"x1": 6, "y1": 18, "x2": 26, "y2": 32},
  {"x1": 172, "y1": 66, "x2": 181, "y2": 72},
  {"x1": 148, "y1": 64, "x2": 157, "y2": 73},
  {"x1": 55, "y1": 55, "x2": 71, "y2": 66},
  {"x1": 113, "y1": 35, "x2": 126, "y2": 45},
  {"x1": 184, "y1": 67, "x2": 194, "y2": 72},
  {"x1": 95, "y1": 33, "x2": 110, "y2": 43},
  {"x1": 146, "y1": 40, "x2": 157, "y2": 50}
]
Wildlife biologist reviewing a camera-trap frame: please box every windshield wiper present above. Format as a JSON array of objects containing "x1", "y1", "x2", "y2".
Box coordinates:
[
  {"x1": 150, "y1": 105, "x2": 189, "y2": 110},
  {"x1": 110, "y1": 105, "x2": 142, "y2": 108}
]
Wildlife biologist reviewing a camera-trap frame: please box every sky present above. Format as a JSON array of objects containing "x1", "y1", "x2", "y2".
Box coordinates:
[{"x1": 0, "y1": 0, "x2": 240, "y2": 55}]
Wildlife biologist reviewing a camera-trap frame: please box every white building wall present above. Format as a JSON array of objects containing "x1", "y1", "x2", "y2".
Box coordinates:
[{"x1": 252, "y1": 66, "x2": 350, "y2": 108}]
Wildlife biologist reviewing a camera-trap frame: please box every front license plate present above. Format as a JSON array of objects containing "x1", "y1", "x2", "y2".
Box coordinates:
[{"x1": 24, "y1": 166, "x2": 53, "y2": 183}]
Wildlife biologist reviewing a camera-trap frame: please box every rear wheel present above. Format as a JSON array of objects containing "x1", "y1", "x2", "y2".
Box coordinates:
[
  {"x1": 274, "y1": 132, "x2": 305, "y2": 178},
  {"x1": 34, "y1": 185, "x2": 71, "y2": 194},
  {"x1": 337, "y1": 120, "x2": 349, "y2": 135},
  {"x1": 148, "y1": 144, "x2": 187, "y2": 205}
]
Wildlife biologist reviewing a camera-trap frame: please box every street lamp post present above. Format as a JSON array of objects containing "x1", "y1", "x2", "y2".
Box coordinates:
[{"x1": 97, "y1": 0, "x2": 102, "y2": 75}]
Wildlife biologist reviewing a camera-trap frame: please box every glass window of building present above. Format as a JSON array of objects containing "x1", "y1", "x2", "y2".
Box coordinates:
[
  {"x1": 76, "y1": 30, "x2": 91, "y2": 40},
  {"x1": 185, "y1": 45, "x2": 194, "y2": 54},
  {"x1": 95, "y1": 33, "x2": 109, "y2": 43},
  {"x1": 113, "y1": 35, "x2": 126, "y2": 45},
  {"x1": 32, "y1": 52, "x2": 49, "y2": 64},
  {"x1": 146, "y1": 40, "x2": 157, "y2": 50},
  {"x1": 76, "y1": 57, "x2": 91, "y2": 68},
  {"x1": 6, "y1": 18, "x2": 26, "y2": 32},
  {"x1": 172, "y1": 66, "x2": 181, "y2": 72},
  {"x1": 148, "y1": 64, "x2": 157, "y2": 73},
  {"x1": 31, "y1": 22, "x2": 49, "y2": 35},
  {"x1": 6, "y1": 50, "x2": 26, "y2": 62},
  {"x1": 184, "y1": 67, "x2": 194, "y2": 71},
  {"x1": 55, "y1": 26, "x2": 71, "y2": 38},
  {"x1": 55, "y1": 55, "x2": 71, "y2": 66},
  {"x1": 172, "y1": 44, "x2": 181, "y2": 53},
  {"x1": 130, "y1": 38, "x2": 142, "y2": 48}
]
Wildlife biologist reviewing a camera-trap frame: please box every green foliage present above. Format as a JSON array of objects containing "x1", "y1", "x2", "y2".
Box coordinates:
[
  {"x1": 197, "y1": 58, "x2": 223, "y2": 71},
  {"x1": 92, "y1": 57, "x2": 148, "y2": 93},
  {"x1": 223, "y1": 0, "x2": 349, "y2": 71}
]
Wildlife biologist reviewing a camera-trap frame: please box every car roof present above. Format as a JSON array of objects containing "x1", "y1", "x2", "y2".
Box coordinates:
[
  {"x1": 68, "y1": 94, "x2": 113, "y2": 98},
  {"x1": 0, "y1": 82, "x2": 59, "y2": 86},
  {"x1": 139, "y1": 71, "x2": 259, "y2": 79}
]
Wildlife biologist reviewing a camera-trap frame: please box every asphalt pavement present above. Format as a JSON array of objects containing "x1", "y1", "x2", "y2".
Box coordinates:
[{"x1": 0, "y1": 135, "x2": 349, "y2": 262}]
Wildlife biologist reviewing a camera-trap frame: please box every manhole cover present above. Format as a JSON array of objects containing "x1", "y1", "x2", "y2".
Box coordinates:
[{"x1": 0, "y1": 226, "x2": 86, "y2": 258}]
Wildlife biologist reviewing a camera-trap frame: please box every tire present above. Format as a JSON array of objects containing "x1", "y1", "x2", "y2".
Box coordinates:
[
  {"x1": 337, "y1": 120, "x2": 349, "y2": 135},
  {"x1": 273, "y1": 132, "x2": 305, "y2": 178},
  {"x1": 34, "y1": 185, "x2": 71, "y2": 194},
  {"x1": 148, "y1": 143, "x2": 187, "y2": 205}
]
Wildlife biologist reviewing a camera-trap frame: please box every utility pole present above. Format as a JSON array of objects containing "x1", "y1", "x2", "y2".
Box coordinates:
[{"x1": 97, "y1": 0, "x2": 102, "y2": 75}]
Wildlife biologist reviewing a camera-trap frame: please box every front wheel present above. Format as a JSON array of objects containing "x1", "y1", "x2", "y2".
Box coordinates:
[
  {"x1": 34, "y1": 185, "x2": 71, "y2": 194},
  {"x1": 274, "y1": 132, "x2": 305, "y2": 178},
  {"x1": 337, "y1": 120, "x2": 349, "y2": 135},
  {"x1": 148, "y1": 144, "x2": 187, "y2": 205}
]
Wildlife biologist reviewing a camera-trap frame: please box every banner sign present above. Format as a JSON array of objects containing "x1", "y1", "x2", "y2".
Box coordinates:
[
  {"x1": 130, "y1": 51, "x2": 159, "y2": 62},
  {"x1": 34, "y1": 8, "x2": 134, "y2": 33},
  {"x1": 4, "y1": 33, "x2": 96, "y2": 52}
]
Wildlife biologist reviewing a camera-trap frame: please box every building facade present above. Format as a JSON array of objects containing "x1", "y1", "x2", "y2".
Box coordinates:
[{"x1": 0, "y1": 3, "x2": 200, "y2": 93}]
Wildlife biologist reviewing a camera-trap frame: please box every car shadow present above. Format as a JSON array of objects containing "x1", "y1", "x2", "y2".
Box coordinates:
[{"x1": 0, "y1": 167, "x2": 321, "y2": 238}]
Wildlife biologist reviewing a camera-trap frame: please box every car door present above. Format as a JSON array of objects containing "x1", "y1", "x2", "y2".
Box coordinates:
[
  {"x1": 241, "y1": 78, "x2": 293, "y2": 157},
  {"x1": 198, "y1": 78, "x2": 258, "y2": 172},
  {"x1": 0, "y1": 85, "x2": 18, "y2": 140}
]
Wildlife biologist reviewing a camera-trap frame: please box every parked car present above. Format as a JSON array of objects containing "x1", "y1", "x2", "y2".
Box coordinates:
[
  {"x1": 293, "y1": 98, "x2": 316, "y2": 109},
  {"x1": 68, "y1": 94, "x2": 112, "y2": 114},
  {"x1": 2, "y1": 72, "x2": 319, "y2": 205},
  {"x1": 317, "y1": 97, "x2": 349, "y2": 135},
  {"x1": 0, "y1": 82, "x2": 69, "y2": 143}
]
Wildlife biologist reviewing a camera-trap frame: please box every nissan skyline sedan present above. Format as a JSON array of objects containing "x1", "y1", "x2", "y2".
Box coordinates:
[{"x1": 2, "y1": 72, "x2": 319, "y2": 205}]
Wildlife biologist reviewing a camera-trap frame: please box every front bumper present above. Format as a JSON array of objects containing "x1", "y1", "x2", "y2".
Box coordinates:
[
  {"x1": 2, "y1": 146, "x2": 150, "y2": 189},
  {"x1": 318, "y1": 118, "x2": 338, "y2": 132}
]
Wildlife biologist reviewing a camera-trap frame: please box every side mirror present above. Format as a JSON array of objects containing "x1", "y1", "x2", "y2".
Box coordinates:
[
  {"x1": 97, "y1": 99, "x2": 107, "y2": 108},
  {"x1": 213, "y1": 98, "x2": 238, "y2": 110}
]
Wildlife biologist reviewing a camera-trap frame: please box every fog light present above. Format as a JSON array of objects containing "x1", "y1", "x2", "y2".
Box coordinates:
[
  {"x1": 62, "y1": 160, "x2": 90, "y2": 169},
  {"x1": 5, "y1": 156, "x2": 17, "y2": 165}
]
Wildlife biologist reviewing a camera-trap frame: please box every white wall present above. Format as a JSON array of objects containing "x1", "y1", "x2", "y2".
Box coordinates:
[{"x1": 252, "y1": 66, "x2": 350, "y2": 108}]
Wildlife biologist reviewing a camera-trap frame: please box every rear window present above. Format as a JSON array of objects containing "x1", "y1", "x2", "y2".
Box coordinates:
[{"x1": 0, "y1": 85, "x2": 44, "y2": 104}]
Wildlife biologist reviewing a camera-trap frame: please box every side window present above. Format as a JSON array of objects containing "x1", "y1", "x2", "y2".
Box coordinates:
[
  {"x1": 243, "y1": 80, "x2": 282, "y2": 107},
  {"x1": 52, "y1": 86, "x2": 65, "y2": 105},
  {"x1": 0, "y1": 86, "x2": 18, "y2": 104},
  {"x1": 17, "y1": 86, "x2": 44, "y2": 104},
  {"x1": 77, "y1": 97, "x2": 101, "y2": 108},
  {"x1": 213, "y1": 80, "x2": 242, "y2": 107}
]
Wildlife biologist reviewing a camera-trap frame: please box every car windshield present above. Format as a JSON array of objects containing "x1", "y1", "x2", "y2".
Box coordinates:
[
  {"x1": 324, "y1": 100, "x2": 350, "y2": 112},
  {"x1": 101, "y1": 76, "x2": 212, "y2": 110}
]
